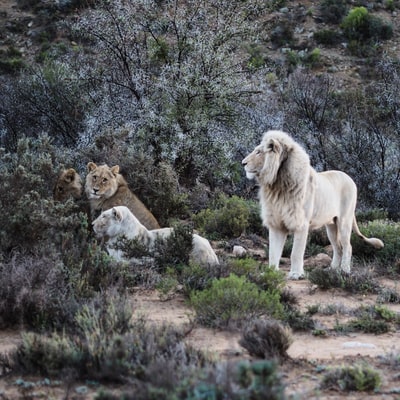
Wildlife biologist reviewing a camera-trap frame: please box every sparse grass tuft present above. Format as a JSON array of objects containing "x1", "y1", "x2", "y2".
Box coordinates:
[{"x1": 239, "y1": 319, "x2": 293, "y2": 360}]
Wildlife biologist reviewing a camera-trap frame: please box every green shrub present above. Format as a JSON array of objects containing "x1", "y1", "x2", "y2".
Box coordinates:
[
  {"x1": 235, "y1": 360, "x2": 286, "y2": 400},
  {"x1": 341, "y1": 7, "x2": 393, "y2": 42},
  {"x1": 193, "y1": 194, "x2": 252, "y2": 238},
  {"x1": 321, "y1": 364, "x2": 381, "y2": 392},
  {"x1": 352, "y1": 220, "x2": 400, "y2": 265},
  {"x1": 190, "y1": 274, "x2": 283, "y2": 329},
  {"x1": 334, "y1": 305, "x2": 395, "y2": 334}
]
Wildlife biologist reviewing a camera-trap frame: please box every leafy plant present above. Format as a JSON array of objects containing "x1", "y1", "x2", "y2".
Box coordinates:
[
  {"x1": 341, "y1": 7, "x2": 393, "y2": 42},
  {"x1": 193, "y1": 194, "x2": 252, "y2": 238},
  {"x1": 321, "y1": 364, "x2": 381, "y2": 391},
  {"x1": 190, "y1": 274, "x2": 283, "y2": 329}
]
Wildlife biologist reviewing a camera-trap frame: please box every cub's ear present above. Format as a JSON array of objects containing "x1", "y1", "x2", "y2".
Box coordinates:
[
  {"x1": 110, "y1": 165, "x2": 120, "y2": 175},
  {"x1": 87, "y1": 162, "x2": 97, "y2": 172},
  {"x1": 112, "y1": 207, "x2": 123, "y2": 222},
  {"x1": 65, "y1": 168, "x2": 77, "y2": 182}
]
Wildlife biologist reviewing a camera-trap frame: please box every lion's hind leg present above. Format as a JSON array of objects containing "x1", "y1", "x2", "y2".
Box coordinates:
[
  {"x1": 325, "y1": 222, "x2": 342, "y2": 270},
  {"x1": 338, "y1": 219, "x2": 353, "y2": 273}
]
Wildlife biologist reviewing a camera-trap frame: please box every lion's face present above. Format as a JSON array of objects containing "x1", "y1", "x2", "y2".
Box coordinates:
[
  {"x1": 53, "y1": 168, "x2": 82, "y2": 201},
  {"x1": 85, "y1": 162, "x2": 120, "y2": 200},
  {"x1": 243, "y1": 132, "x2": 289, "y2": 185},
  {"x1": 92, "y1": 207, "x2": 123, "y2": 239},
  {"x1": 242, "y1": 144, "x2": 266, "y2": 180}
]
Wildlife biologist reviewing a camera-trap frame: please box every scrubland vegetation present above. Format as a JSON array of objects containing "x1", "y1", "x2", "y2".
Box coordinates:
[{"x1": 0, "y1": 0, "x2": 400, "y2": 397}]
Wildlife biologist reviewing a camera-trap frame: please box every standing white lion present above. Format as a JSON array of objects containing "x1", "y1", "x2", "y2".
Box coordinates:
[
  {"x1": 92, "y1": 206, "x2": 220, "y2": 266},
  {"x1": 242, "y1": 130, "x2": 384, "y2": 279}
]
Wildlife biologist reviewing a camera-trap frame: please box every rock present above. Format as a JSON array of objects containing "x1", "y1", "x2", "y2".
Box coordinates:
[
  {"x1": 342, "y1": 342, "x2": 377, "y2": 349},
  {"x1": 304, "y1": 253, "x2": 332, "y2": 268},
  {"x1": 233, "y1": 245, "x2": 247, "y2": 257}
]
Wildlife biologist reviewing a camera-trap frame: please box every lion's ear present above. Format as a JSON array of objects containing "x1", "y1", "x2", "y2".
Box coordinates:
[
  {"x1": 268, "y1": 138, "x2": 281, "y2": 153},
  {"x1": 87, "y1": 162, "x2": 97, "y2": 172},
  {"x1": 110, "y1": 165, "x2": 120, "y2": 175},
  {"x1": 112, "y1": 207, "x2": 123, "y2": 221}
]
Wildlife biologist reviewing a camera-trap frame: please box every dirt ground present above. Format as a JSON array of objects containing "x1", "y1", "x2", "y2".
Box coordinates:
[{"x1": 1, "y1": 260, "x2": 400, "y2": 399}]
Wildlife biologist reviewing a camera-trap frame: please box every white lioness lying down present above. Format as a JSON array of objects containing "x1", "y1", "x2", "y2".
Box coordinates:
[{"x1": 93, "y1": 206, "x2": 220, "y2": 266}]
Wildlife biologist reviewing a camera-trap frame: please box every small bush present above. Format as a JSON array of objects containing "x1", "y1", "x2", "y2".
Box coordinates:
[
  {"x1": 193, "y1": 194, "x2": 253, "y2": 239},
  {"x1": 352, "y1": 220, "x2": 400, "y2": 265},
  {"x1": 318, "y1": 0, "x2": 348, "y2": 24},
  {"x1": 314, "y1": 29, "x2": 343, "y2": 46},
  {"x1": 239, "y1": 319, "x2": 293, "y2": 360},
  {"x1": 341, "y1": 7, "x2": 393, "y2": 42},
  {"x1": 321, "y1": 364, "x2": 381, "y2": 392},
  {"x1": 308, "y1": 267, "x2": 380, "y2": 294},
  {"x1": 335, "y1": 305, "x2": 395, "y2": 334},
  {"x1": 190, "y1": 274, "x2": 283, "y2": 329},
  {"x1": 283, "y1": 308, "x2": 316, "y2": 332},
  {"x1": 235, "y1": 360, "x2": 286, "y2": 400},
  {"x1": 7, "y1": 307, "x2": 208, "y2": 384}
]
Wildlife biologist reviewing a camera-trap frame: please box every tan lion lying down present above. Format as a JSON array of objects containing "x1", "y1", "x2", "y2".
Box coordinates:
[{"x1": 93, "y1": 206, "x2": 220, "y2": 266}]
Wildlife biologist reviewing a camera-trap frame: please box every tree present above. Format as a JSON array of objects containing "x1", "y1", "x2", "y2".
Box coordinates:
[{"x1": 72, "y1": 0, "x2": 269, "y2": 186}]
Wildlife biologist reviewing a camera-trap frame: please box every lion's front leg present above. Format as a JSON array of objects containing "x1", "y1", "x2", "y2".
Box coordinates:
[
  {"x1": 289, "y1": 228, "x2": 308, "y2": 279},
  {"x1": 268, "y1": 228, "x2": 287, "y2": 270}
]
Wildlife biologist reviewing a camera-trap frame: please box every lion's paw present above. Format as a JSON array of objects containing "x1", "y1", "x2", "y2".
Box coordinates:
[{"x1": 288, "y1": 271, "x2": 305, "y2": 280}]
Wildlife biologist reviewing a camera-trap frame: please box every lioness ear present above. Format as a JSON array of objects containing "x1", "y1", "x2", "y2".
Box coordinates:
[
  {"x1": 87, "y1": 162, "x2": 97, "y2": 172},
  {"x1": 65, "y1": 168, "x2": 76, "y2": 182},
  {"x1": 110, "y1": 165, "x2": 120, "y2": 175},
  {"x1": 112, "y1": 207, "x2": 123, "y2": 222}
]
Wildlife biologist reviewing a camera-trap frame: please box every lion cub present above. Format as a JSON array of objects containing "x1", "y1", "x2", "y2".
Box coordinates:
[
  {"x1": 53, "y1": 168, "x2": 83, "y2": 202},
  {"x1": 85, "y1": 162, "x2": 160, "y2": 230}
]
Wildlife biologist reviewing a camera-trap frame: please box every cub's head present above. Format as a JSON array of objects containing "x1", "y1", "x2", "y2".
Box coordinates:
[
  {"x1": 92, "y1": 207, "x2": 125, "y2": 239},
  {"x1": 85, "y1": 162, "x2": 120, "y2": 200},
  {"x1": 242, "y1": 130, "x2": 289, "y2": 186},
  {"x1": 53, "y1": 168, "x2": 82, "y2": 201}
]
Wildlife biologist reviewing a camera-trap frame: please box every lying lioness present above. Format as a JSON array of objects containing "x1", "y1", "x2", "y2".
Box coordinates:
[{"x1": 93, "y1": 206, "x2": 220, "y2": 266}]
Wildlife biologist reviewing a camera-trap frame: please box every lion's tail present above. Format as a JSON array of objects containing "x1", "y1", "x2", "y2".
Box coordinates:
[{"x1": 352, "y1": 217, "x2": 384, "y2": 249}]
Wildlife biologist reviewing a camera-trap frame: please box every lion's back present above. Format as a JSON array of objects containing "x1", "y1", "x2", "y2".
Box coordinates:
[{"x1": 102, "y1": 186, "x2": 160, "y2": 230}]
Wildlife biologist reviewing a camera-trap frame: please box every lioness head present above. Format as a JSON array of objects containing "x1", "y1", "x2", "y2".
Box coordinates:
[
  {"x1": 53, "y1": 168, "x2": 83, "y2": 201},
  {"x1": 85, "y1": 162, "x2": 120, "y2": 200},
  {"x1": 92, "y1": 207, "x2": 124, "y2": 239},
  {"x1": 242, "y1": 131, "x2": 289, "y2": 185}
]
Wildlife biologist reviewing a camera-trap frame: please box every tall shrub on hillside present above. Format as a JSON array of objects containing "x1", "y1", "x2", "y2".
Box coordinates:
[{"x1": 72, "y1": 0, "x2": 269, "y2": 187}]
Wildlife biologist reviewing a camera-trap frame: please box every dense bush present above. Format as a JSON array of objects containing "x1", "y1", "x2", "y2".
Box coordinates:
[
  {"x1": 193, "y1": 194, "x2": 262, "y2": 238},
  {"x1": 351, "y1": 220, "x2": 400, "y2": 265},
  {"x1": 190, "y1": 274, "x2": 283, "y2": 329},
  {"x1": 321, "y1": 364, "x2": 381, "y2": 392},
  {"x1": 341, "y1": 7, "x2": 393, "y2": 43},
  {"x1": 318, "y1": 0, "x2": 348, "y2": 24}
]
